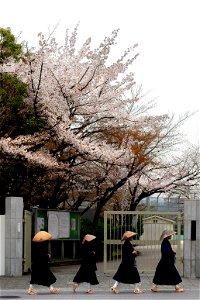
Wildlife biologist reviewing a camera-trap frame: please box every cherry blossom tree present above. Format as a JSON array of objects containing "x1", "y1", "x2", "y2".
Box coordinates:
[
  {"x1": 0, "y1": 26, "x2": 199, "y2": 223},
  {"x1": 80, "y1": 115, "x2": 200, "y2": 224}
]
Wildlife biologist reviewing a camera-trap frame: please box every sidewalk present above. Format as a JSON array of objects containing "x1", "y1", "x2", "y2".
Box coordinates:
[{"x1": 0, "y1": 262, "x2": 199, "y2": 299}]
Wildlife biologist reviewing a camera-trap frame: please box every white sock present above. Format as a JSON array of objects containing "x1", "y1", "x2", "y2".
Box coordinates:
[
  {"x1": 50, "y1": 285, "x2": 54, "y2": 290},
  {"x1": 29, "y1": 284, "x2": 33, "y2": 289},
  {"x1": 86, "y1": 283, "x2": 91, "y2": 290},
  {"x1": 135, "y1": 282, "x2": 141, "y2": 290},
  {"x1": 113, "y1": 281, "x2": 119, "y2": 288}
]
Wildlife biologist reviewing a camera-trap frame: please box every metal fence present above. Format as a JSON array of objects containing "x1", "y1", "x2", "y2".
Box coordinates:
[{"x1": 104, "y1": 211, "x2": 183, "y2": 275}]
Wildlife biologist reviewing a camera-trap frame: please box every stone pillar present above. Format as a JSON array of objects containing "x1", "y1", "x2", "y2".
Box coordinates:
[
  {"x1": 0, "y1": 215, "x2": 5, "y2": 275},
  {"x1": 196, "y1": 200, "x2": 200, "y2": 277},
  {"x1": 5, "y1": 197, "x2": 23, "y2": 276},
  {"x1": 183, "y1": 199, "x2": 200, "y2": 278}
]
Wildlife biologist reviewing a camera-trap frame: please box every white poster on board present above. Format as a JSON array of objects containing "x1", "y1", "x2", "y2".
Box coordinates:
[
  {"x1": 47, "y1": 212, "x2": 59, "y2": 239},
  {"x1": 58, "y1": 211, "x2": 70, "y2": 238},
  {"x1": 47, "y1": 211, "x2": 70, "y2": 239}
]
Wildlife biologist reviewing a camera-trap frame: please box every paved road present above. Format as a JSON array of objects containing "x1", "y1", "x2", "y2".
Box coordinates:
[{"x1": 0, "y1": 263, "x2": 199, "y2": 300}]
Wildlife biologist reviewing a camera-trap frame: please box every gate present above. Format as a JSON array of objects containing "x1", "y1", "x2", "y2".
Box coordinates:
[
  {"x1": 104, "y1": 211, "x2": 183, "y2": 275},
  {"x1": 23, "y1": 210, "x2": 32, "y2": 273}
]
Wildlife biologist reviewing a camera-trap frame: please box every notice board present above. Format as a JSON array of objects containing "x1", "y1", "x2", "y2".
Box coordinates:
[{"x1": 33, "y1": 208, "x2": 80, "y2": 240}]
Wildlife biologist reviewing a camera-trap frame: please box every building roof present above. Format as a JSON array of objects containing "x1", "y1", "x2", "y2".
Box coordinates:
[{"x1": 143, "y1": 215, "x2": 175, "y2": 223}]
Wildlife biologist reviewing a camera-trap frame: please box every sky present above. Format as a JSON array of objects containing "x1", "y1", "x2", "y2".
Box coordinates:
[{"x1": 1, "y1": 0, "x2": 200, "y2": 145}]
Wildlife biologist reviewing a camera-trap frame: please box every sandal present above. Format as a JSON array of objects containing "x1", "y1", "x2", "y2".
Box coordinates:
[
  {"x1": 28, "y1": 288, "x2": 38, "y2": 295},
  {"x1": 50, "y1": 287, "x2": 60, "y2": 294},
  {"x1": 86, "y1": 289, "x2": 95, "y2": 294},
  {"x1": 175, "y1": 287, "x2": 185, "y2": 292},
  {"x1": 133, "y1": 289, "x2": 144, "y2": 294},
  {"x1": 151, "y1": 287, "x2": 158, "y2": 292},
  {"x1": 72, "y1": 282, "x2": 78, "y2": 293},
  {"x1": 111, "y1": 287, "x2": 119, "y2": 294}
]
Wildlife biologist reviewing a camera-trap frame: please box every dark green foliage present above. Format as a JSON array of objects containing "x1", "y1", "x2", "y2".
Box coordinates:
[
  {"x1": 0, "y1": 73, "x2": 44, "y2": 136},
  {"x1": 0, "y1": 27, "x2": 45, "y2": 136},
  {"x1": 0, "y1": 73, "x2": 27, "y2": 108},
  {"x1": 0, "y1": 27, "x2": 22, "y2": 63},
  {"x1": 80, "y1": 218, "x2": 104, "y2": 241}
]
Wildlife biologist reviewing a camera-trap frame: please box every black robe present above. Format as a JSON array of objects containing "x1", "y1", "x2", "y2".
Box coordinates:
[
  {"x1": 30, "y1": 241, "x2": 57, "y2": 287},
  {"x1": 113, "y1": 239, "x2": 140, "y2": 284},
  {"x1": 73, "y1": 240, "x2": 99, "y2": 285},
  {"x1": 153, "y1": 238, "x2": 182, "y2": 285}
]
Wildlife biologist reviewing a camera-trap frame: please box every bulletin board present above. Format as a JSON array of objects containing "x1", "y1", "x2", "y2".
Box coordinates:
[{"x1": 32, "y1": 208, "x2": 80, "y2": 240}]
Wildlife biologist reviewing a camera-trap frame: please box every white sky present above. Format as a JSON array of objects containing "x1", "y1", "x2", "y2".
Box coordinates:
[{"x1": 1, "y1": 0, "x2": 200, "y2": 145}]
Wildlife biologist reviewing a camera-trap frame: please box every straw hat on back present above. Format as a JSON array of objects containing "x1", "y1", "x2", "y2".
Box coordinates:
[
  {"x1": 82, "y1": 234, "x2": 96, "y2": 244},
  {"x1": 121, "y1": 231, "x2": 137, "y2": 241},
  {"x1": 32, "y1": 231, "x2": 52, "y2": 242},
  {"x1": 160, "y1": 229, "x2": 176, "y2": 241}
]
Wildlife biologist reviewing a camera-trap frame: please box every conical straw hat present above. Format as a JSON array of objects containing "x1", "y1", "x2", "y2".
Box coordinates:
[
  {"x1": 82, "y1": 234, "x2": 96, "y2": 243},
  {"x1": 32, "y1": 231, "x2": 52, "y2": 242},
  {"x1": 160, "y1": 229, "x2": 176, "y2": 240},
  {"x1": 121, "y1": 231, "x2": 137, "y2": 241}
]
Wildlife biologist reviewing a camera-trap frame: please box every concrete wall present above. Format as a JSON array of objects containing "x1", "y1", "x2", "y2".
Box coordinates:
[
  {"x1": 5, "y1": 197, "x2": 23, "y2": 276},
  {"x1": 0, "y1": 215, "x2": 5, "y2": 275},
  {"x1": 183, "y1": 199, "x2": 200, "y2": 278}
]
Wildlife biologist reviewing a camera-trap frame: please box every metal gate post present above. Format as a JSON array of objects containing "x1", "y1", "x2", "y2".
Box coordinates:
[
  {"x1": 176, "y1": 212, "x2": 182, "y2": 273},
  {"x1": 23, "y1": 210, "x2": 32, "y2": 273},
  {"x1": 104, "y1": 211, "x2": 108, "y2": 273}
]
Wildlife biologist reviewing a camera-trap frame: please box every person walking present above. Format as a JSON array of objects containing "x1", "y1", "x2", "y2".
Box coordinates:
[
  {"x1": 111, "y1": 231, "x2": 144, "y2": 294},
  {"x1": 72, "y1": 234, "x2": 99, "y2": 294},
  {"x1": 27, "y1": 231, "x2": 60, "y2": 295},
  {"x1": 151, "y1": 229, "x2": 184, "y2": 293}
]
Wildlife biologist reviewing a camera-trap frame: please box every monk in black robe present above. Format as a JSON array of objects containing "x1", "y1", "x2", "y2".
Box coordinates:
[
  {"x1": 111, "y1": 231, "x2": 144, "y2": 294},
  {"x1": 28, "y1": 231, "x2": 60, "y2": 295},
  {"x1": 73, "y1": 234, "x2": 99, "y2": 294},
  {"x1": 151, "y1": 229, "x2": 184, "y2": 292}
]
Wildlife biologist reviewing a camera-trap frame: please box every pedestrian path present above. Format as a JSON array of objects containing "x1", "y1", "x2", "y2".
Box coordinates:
[{"x1": 0, "y1": 262, "x2": 199, "y2": 300}]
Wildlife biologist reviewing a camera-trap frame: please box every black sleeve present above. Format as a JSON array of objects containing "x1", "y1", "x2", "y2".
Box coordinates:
[
  {"x1": 122, "y1": 240, "x2": 134, "y2": 264},
  {"x1": 161, "y1": 239, "x2": 175, "y2": 263}
]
